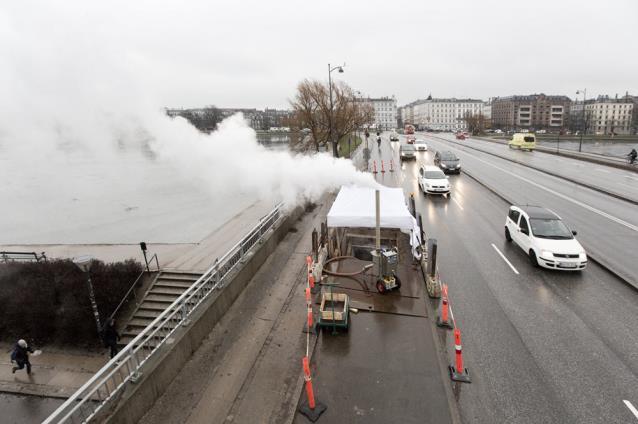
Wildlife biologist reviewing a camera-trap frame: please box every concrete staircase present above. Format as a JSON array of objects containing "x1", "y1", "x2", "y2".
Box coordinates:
[{"x1": 120, "y1": 270, "x2": 202, "y2": 347}]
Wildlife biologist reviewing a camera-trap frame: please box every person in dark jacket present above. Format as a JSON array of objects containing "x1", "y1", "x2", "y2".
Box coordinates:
[
  {"x1": 11, "y1": 339, "x2": 34, "y2": 374},
  {"x1": 103, "y1": 318, "x2": 121, "y2": 359}
]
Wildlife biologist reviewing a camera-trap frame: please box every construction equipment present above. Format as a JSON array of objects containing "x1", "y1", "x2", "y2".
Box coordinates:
[{"x1": 371, "y1": 248, "x2": 401, "y2": 293}]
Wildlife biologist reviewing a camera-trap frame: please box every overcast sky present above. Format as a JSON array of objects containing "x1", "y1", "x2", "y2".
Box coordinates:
[{"x1": 2, "y1": 0, "x2": 637, "y2": 110}]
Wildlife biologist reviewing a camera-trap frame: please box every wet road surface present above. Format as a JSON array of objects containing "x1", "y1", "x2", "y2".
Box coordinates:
[
  {"x1": 0, "y1": 393, "x2": 63, "y2": 424},
  {"x1": 366, "y1": 134, "x2": 638, "y2": 423},
  {"x1": 425, "y1": 132, "x2": 638, "y2": 203}
]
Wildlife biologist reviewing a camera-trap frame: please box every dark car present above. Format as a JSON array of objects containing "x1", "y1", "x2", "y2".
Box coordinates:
[{"x1": 434, "y1": 151, "x2": 461, "y2": 173}]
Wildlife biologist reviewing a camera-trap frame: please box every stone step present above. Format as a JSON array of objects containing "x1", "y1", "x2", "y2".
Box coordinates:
[
  {"x1": 128, "y1": 317, "x2": 156, "y2": 327},
  {"x1": 145, "y1": 293, "x2": 180, "y2": 303},
  {"x1": 158, "y1": 273, "x2": 202, "y2": 282},
  {"x1": 154, "y1": 280, "x2": 196, "y2": 289},
  {"x1": 134, "y1": 309, "x2": 162, "y2": 319},
  {"x1": 138, "y1": 301, "x2": 176, "y2": 311},
  {"x1": 149, "y1": 286, "x2": 186, "y2": 296}
]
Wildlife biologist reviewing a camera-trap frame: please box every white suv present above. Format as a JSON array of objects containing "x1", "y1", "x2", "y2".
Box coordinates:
[
  {"x1": 504, "y1": 205, "x2": 587, "y2": 270},
  {"x1": 418, "y1": 166, "x2": 450, "y2": 196}
]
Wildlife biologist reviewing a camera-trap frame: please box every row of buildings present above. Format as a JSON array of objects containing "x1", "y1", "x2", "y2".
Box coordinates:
[
  {"x1": 166, "y1": 98, "x2": 401, "y2": 132},
  {"x1": 166, "y1": 107, "x2": 292, "y2": 132},
  {"x1": 399, "y1": 93, "x2": 637, "y2": 135}
]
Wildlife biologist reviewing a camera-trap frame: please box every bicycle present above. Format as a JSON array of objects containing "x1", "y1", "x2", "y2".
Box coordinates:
[{"x1": 626, "y1": 155, "x2": 637, "y2": 166}]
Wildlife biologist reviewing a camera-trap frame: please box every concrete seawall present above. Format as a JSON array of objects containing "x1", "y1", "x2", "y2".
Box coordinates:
[{"x1": 100, "y1": 205, "x2": 305, "y2": 424}]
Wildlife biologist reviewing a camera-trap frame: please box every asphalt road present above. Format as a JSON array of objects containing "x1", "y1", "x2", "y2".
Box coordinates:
[
  {"x1": 367, "y1": 134, "x2": 638, "y2": 423},
  {"x1": 410, "y1": 133, "x2": 638, "y2": 288},
  {"x1": 424, "y1": 132, "x2": 638, "y2": 204}
]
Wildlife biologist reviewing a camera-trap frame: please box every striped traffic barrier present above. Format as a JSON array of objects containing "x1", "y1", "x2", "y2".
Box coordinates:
[
  {"x1": 436, "y1": 284, "x2": 453, "y2": 329},
  {"x1": 449, "y1": 328, "x2": 471, "y2": 383}
]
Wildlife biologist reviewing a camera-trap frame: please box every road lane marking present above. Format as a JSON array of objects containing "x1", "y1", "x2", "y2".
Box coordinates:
[
  {"x1": 451, "y1": 197, "x2": 464, "y2": 210},
  {"x1": 624, "y1": 400, "x2": 638, "y2": 420},
  {"x1": 491, "y1": 244, "x2": 519, "y2": 275},
  {"x1": 595, "y1": 168, "x2": 611, "y2": 173},
  {"x1": 459, "y1": 152, "x2": 638, "y2": 233}
]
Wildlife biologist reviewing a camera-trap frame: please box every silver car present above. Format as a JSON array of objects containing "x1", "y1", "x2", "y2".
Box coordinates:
[{"x1": 400, "y1": 144, "x2": 416, "y2": 161}]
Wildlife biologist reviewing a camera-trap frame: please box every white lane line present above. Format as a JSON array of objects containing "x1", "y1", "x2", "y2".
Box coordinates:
[
  {"x1": 595, "y1": 168, "x2": 611, "y2": 173},
  {"x1": 451, "y1": 197, "x2": 464, "y2": 210},
  {"x1": 626, "y1": 175, "x2": 638, "y2": 181},
  {"x1": 462, "y1": 153, "x2": 638, "y2": 233},
  {"x1": 491, "y1": 243, "x2": 519, "y2": 275},
  {"x1": 624, "y1": 400, "x2": 638, "y2": 420}
]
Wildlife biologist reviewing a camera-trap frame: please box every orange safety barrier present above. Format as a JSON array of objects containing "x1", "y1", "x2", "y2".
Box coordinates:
[
  {"x1": 308, "y1": 273, "x2": 315, "y2": 289},
  {"x1": 305, "y1": 287, "x2": 311, "y2": 303},
  {"x1": 373, "y1": 160, "x2": 378, "y2": 174},
  {"x1": 449, "y1": 328, "x2": 471, "y2": 383},
  {"x1": 381, "y1": 160, "x2": 386, "y2": 173},
  {"x1": 307, "y1": 307, "x2": 313, "y2": 328},
  {"x1": 298, "y1": 355, "x2": 327, "y2": 420},
  {"x1": 436, "y1": 284, "x2": 453, "y2": 329}
]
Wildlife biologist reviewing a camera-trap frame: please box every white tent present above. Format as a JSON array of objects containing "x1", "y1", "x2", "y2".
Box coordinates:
[{"x1": 327, "y1": 186, "x2": 422, "y2": 256}]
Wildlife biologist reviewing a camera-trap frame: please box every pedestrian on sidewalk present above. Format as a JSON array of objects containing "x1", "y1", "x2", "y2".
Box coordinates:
[
  {"x1": 11, "y1": 339, "x2": 34, "y2": 375},
  {"x1": 102, "y1": 318, "x2": 121, "y2": 359}
]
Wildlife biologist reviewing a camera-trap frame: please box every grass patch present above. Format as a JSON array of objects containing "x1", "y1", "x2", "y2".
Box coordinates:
[{"x1": 338, "y1": 134, "x2": 363, "y2": 157}]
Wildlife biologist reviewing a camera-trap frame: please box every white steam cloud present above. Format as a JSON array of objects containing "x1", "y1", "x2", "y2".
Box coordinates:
[
  {"x1": 151, "y1": 113, "x2": 376, "y2": 206},
  {"x1": 0, "y1": 2, "x2": 376, "y2": 243}
]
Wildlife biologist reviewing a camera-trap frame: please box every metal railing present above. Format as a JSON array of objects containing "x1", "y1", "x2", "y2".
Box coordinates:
[
  {"x1": 0, "y1": 251, "x2": 47, "y2": 263},
  {"x1": 43, "y1": 203, "x2": 283, "y2": 424},
  {"x1": 108, "y1": 253, "x2": 161, "y2": 322}
]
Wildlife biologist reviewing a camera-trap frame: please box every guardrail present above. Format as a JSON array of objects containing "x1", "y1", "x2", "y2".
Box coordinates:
[
  {"x1": 43, "y1": 203, "x2": 284, "y2": 424},
  {"x1": 108, "y1": 253, "x2": 161, "y2": 322}
]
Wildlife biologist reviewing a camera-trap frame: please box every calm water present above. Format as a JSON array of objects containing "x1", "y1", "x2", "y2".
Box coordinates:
[{"x1": 0, "y1": 140, "x2": 284, "y2": 245}]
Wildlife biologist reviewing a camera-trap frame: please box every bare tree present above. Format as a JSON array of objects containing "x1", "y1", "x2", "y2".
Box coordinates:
[
  {"x1": 289, "y1": 79, "x2": 374, "y2": 155},
  {"x1": 462, "y1": 112, "x2": 487, "y2": 135}
]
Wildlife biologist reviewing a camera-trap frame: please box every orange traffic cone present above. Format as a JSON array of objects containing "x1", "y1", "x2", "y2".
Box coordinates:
[
  {"x1": 449, "y1": 328, "x2": 471, "y2": 383},
  {"x1": 390, "y1": 159, "x2": 394, "y2": 172},
  {"x1": 381, "y1": 160, "x2": 386, "y2": 173},
  {"x1": 436, "y1": 284, "x2": 453, "y2": 329},
  {"x1": 298, "y1": 356, "x2": 327, "y2": 421},
  {"x1": 373, "y1": 160, "x2": 378, "y2": 174}
]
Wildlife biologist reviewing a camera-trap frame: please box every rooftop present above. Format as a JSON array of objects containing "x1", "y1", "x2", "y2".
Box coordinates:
[{"x1": 519, "y1": 205, "x2": 559, "y2": 219}]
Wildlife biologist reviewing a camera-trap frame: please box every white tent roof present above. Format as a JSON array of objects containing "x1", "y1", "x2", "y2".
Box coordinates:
[{"x1": 327, "y1": 185, "x2": 416, "y2": 232}]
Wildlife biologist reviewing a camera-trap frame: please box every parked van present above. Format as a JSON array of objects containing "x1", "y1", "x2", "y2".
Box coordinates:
[{"x1": 508, "y1": 133, "x2": 536, "y2": 151}]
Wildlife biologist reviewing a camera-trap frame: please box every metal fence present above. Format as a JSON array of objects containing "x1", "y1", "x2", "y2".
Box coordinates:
[
  {"x1": 0, "y1": 251, "x2": 47, "y2": 262},
  {"x1": 42, "y1": 204, "x2": 283, "y2": 424}
]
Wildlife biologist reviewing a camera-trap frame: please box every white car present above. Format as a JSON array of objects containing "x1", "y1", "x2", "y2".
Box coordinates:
[
  {"x1": 415, "y1": 139, "x2": 428, "y2": 151},
  {"x1": 418, "y1": 166, "x2": 450, "y2": 196},
  {"x1": 505, "y1": 205, "x2": 587, "y2": 271}
]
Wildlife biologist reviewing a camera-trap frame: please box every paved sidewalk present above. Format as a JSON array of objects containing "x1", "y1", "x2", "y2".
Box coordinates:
[{"x1": 0, "y1": 343, "x2": 109, "y2": 399}]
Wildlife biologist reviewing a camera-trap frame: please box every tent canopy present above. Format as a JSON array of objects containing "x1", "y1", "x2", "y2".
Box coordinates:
[{"x1": 327, "y1": 185, "x2": 415, "y2": 232}]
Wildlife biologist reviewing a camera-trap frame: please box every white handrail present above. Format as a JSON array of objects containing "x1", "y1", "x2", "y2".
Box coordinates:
[{"x1": 43, "y1": 203, "x2": 284, "y2": 424}]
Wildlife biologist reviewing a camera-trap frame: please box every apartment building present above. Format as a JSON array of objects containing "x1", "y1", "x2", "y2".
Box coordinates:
[
  {"x1": 491, "y1": 94, "x2": 571, "y2": 130},
  {"x1": 411, "y1": 98, "x2": 484, "y2": 131},
  {"x1": 585, "y1": 96, "x2": 635, "y2": 135},
  {"x1": 361, "y1": 96, "x2": 397, "y2": 130}
]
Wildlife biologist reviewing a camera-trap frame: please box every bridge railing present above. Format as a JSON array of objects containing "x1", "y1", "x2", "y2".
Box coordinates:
[{"x1": 42, "y1": 203, "x2": 284, "y2": 424}]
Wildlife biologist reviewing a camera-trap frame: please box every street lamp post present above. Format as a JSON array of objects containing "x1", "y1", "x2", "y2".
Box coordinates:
[
  {"x1": 576, "y1": 89, "x2": 587, "y2": 152},
  {"x1": 73, "y1": 255, "x2": 102, "y2": 335},
  {"x1": 328, "y1": 63, "x2": 345, "y2": 158}
]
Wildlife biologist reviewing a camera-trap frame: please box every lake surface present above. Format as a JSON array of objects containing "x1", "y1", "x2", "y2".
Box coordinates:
[{"x1": 0, "y1": 139, "x2": 284, "y2": 245}]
